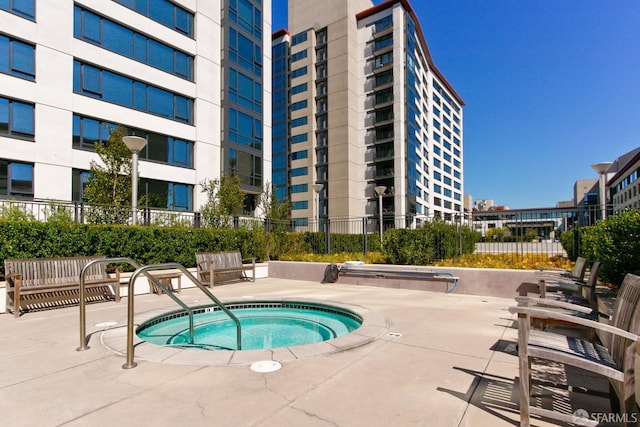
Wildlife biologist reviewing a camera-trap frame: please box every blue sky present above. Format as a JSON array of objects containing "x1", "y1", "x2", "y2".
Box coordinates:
[{"x1": 271, "y1": 0, "x2": 640, "y2": 209}]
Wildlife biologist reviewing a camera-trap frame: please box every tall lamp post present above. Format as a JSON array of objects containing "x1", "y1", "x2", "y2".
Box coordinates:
[
  {"x1": 123, "y1": 136, "x2": 147, "y2": 225},
  {"x1": 374, "y1": 185, "x2": 386, "y2": 244},
  {"x1": 312, "y1": 183, "x2": 323, "y2": 232},
  {"x1": 591, "y1": 162, "x2": 612, "y2": 221}
]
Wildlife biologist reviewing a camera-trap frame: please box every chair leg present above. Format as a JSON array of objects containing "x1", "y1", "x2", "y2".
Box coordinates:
[{"x1": 517, "y1": 313, "x2": 531, "y2": 427}]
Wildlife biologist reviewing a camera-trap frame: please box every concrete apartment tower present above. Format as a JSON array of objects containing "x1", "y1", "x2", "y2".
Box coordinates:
[
  {"x1": 275, "y1": 0, "x2": 464, "y2": 227},
  {"x1": 1, "y1": 0, "x2": 271, "y2": 213}
]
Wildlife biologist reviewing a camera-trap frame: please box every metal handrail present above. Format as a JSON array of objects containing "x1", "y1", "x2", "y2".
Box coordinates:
[
  {"x1": 77, "y1": 258, "x2": 242, "y2": 369},
  {"x1": 77, "y1": 257, "x2": 142, "y2": 351},
  {"x1": 122, "y1": 263, "x2": 243, "y2": 369}
]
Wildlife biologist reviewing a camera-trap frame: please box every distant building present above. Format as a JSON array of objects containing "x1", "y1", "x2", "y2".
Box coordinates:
[
  {"x1": 272, "y1": 0, "x2": 465, "y2": 226},
  {"x1": 1, "y1": 1, "x2": 271, "y2": 212},
  {"x1": 608, "y1": 147, "x2": 640, "y2": 213},
  {"x1": 573, "y1": 178, "x2": 598, "y2": 207}
]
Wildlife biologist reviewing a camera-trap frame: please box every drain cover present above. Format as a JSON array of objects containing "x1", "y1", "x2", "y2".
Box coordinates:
[
  {"x1": 250, "y1": 360, "x2": 282, "y2": 373},
  {"x1": 95, "y1": 321, "x2": 118, "y2": 327}
]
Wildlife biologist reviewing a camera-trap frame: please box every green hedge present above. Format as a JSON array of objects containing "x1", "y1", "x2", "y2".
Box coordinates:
[
  {"x1": 559, "y1": 227, "x2": 581, "y2": 261},
  {"x1": 578, "y1": 209, "x2": 640, "y2": 288},
  {"x1": 0, "y1": 220, "x2": 268, "y2": 276},
  {"x1": 382, "y1": 221, "x2": 479, "y2": 265}
]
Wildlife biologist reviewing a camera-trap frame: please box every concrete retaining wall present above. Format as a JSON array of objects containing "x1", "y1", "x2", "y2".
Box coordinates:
[{"x1": 268, "y1": 261, "x2": 540, "y2": 299}]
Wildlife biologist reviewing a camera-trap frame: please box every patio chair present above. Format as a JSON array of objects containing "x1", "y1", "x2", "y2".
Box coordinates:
[
  {"x1": 537, "y1": 256, "x2": 588, "y2": 284},
  {"x1": 509, "y1": 273, "x2": 640, "y2": 426},
  {"x1": 541, "y1": 261, "x2": 602, "y2": 310}
]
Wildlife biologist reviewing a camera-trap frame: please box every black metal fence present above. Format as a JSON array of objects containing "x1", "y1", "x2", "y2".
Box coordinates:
[{"x1": 0, "y1": 198, "x2": 610, "y2": 261}]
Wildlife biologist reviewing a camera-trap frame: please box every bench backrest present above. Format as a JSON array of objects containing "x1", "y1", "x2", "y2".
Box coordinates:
[
  {"x1": 572, "y1": 256, "x2": 588, "y2": 281},
  {"x1": 4, "y1": 257, "x2": 109, "y2": 287},
  {"x1": 581, "y1": 261, "x2": 602, "y2": 308},
  {"x1": 196, "y1": 251, "x2": 243, "y2": 270},
  {"x1": 609, "y1": 273, "x2": 640, "y2": 369}
]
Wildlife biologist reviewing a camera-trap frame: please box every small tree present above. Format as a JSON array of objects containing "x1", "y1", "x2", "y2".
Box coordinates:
[
  {"x1": 84, "y1": 125, "x2": 133, "y2": 224},
  {"x1": 200, "y1": 174, "x2": 245, "y2": 228},
  {"x1": 259, "y1": 183, "x2": 291, "y2": 230}
]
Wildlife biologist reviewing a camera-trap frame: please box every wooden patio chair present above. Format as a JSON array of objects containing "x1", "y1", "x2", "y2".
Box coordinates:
[{"x1": 509, "y1": 273, "x2": 640, "y2": 426}]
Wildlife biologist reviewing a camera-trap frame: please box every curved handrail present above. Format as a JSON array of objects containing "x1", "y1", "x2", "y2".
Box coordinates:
[
  {"x1": 78, "y1": 257, "x2": 142, "y2": 351},
  {"x1": 78, "y1": 259, "x2": 243, "y2": 369},
  {"x1": 123, "y1": 263, "x2": 242, "y2": 369}
]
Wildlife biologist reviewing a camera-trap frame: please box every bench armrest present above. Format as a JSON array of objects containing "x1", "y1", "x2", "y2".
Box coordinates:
[
  {"x1": 509, "y1": 304, "x2": 637, "y2": 341},
  {"x1": 514, "y1": 296, "x2": 595, "y2": 314}
]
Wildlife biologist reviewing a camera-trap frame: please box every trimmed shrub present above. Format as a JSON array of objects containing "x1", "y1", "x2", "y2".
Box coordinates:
[
  {"x1": 579, "y1": 210, "x2": 640, "y2": 288},
  {"x1": 383, "y1": 221, "x2": 479, "y2": 265},
  {"x1": 0, "y1": 220, "x2": 268, "y2": 276}
]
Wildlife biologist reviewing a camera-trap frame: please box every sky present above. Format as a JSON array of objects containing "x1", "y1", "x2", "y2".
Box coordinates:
[{"x1": 270, "y1": 0, "x2": 640, "y2": 209}]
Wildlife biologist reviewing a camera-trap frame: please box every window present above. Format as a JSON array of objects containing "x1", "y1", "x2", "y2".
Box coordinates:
[
  {"x1": 373, "y1": 15, "x2": 392, "y2": 33},
  {"x1": 229, "y1": 28, "x2": 262, "y2": 76},
  {"x1": 0, "y1": 96, "x2": 35, "y2": 139},
  {"x1": 375, "y1": 70, "x2": 393, "y2": 87},
  {"x1": 291, "y1": 133, "x2": 307, "y2": 144},
  {"x1": 229, "y1": 149, "x2": 262, "y2": 187},
  {"x1": 0, "y1": 34, "x2": 35, "y2": 80},
  {"x1": 113, "y1": 0, "x2": 194, "y2": 37},
  {"x1": 72, "y1": 169, "x2": 91, "y2": 201},
  {"x1": 291, "y1": 167, "x2": 308, "y2": 177},
  {"x1": 291, "y1": 50, "x2": 307, "y2": 63},
  {"x1": 291, "y1": 150, "x2": 308, "y2": 160},
  {"x1": 0, "y1": 0, "x2": 35, "y2": 20},
  {"x1": 374, "y1": 51, "x2": 393, "y2": 69},
  {"x1": 292, "y1": 200, "x2": 308, "y2": 210},
  {"x1": 291, "y1": 31, "x2": 307, "y2": 46},
  {"x1": 72, "y1": 114, "x2": 195, "y2": 168},
  {"x1": 229, "y1": 0, "x2": 262, "y2": 38},
  {"x1": 0, "y1": 159, "x2": 33, "y2": 197},
  {"x1": 291, "y1": 100, "x2": 308, "y2": 111},
  {"x1": 73, "y1": 61, "x2": 194, "y2": 124},
  {"x1": 291, "y1": 66, "x2": 307, "y2": 78},
  {"x1": 374, "y1": 34, "x2": 393, "y2": 51},
  {"x1": 291, "y1": 83, "x2": 308, "y2": 95},
  {"x1": 74, "y1": 6, "x2": 194, "y2": 81},
  {"x1": 228, "y1": 108, "x2": 262, "y2": 149},
  {"x1": 229, "y1": 68, "x2": 262, "y2": 112},
  {"x1": 140, "y1": 178, "x2": 193, "y2": 210},
  {"x1": 291, "y1": 117, "x2": 308, "y2": 128},
  {"x1": 291, "y1": 183, "x2": 308, "y2": 193}
]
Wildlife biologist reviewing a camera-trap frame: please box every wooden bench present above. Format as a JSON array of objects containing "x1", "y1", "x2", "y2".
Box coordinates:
[
  {"x1": 337, "y1": 264, "x2": 458, "y2": 293},
  {"x1": 195, "y1": 251, "x2": 255, "y2": 287},
  {"x1": 4, "y1": 256, "x2": 120, "y2": 318}
]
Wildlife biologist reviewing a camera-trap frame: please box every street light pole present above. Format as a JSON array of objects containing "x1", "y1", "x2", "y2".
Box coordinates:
[
  {"x1": 591, "y1": 162, "x2": 612, "y2": 221},
  {"x1": 123, "y1": 136, "x2": 148, "y2": 225},
  {"x1": 374, "y1": 185, "x2": 387, "y2": 245},
  {"x1": 312, "y1": 183, "x2": 323, "y2": 232}
]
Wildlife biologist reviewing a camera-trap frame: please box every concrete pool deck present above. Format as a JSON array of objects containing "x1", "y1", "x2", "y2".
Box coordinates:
[{"x1": 0, "y1": 278, "x2": 612, "y2": 426}]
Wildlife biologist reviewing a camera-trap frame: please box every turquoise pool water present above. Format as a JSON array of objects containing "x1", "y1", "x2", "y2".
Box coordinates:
[{"x1": 136, "y1": 301, "x2": 362, "y2": 351}]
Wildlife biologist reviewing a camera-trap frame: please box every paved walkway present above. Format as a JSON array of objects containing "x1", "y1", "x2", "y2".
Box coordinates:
[{"x1": 0, "y1": 278, "x2": 610, "y2": 426}]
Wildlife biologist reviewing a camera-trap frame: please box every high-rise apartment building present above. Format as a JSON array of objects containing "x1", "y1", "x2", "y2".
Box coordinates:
[
  {"x1": 1, "y1": 0, "x2": 271, "y2": 212},
  {"x1": 272, "y1": 0, "x2": 464, "y2": 226}
]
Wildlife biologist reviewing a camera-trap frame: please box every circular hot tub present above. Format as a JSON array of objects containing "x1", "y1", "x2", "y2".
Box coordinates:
[{"x1": 136, "y1": 301, "x2": 363, "y2": 351}]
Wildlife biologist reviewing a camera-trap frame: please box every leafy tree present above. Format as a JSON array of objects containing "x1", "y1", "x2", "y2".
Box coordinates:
[
  {"x1": 200, "y1": 174, "x2": 245, "y2": 228},
  {"x1": 84, "y1": 125, "x2": 133, "y2": 224},
  {"x1": 259, "y1": 182, "x2": 291, "y2": 230}
]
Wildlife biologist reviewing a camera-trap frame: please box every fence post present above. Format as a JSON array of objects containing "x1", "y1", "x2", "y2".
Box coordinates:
[
  {"x1": 143, "y1": 208, "x2": 151, "y2": 226},
  {"x1": 74, "y1": 202, "x2": 80, "y2": 224},
  {"x1": 233, "y1": 216, "x2": 239, "y2": 229},
  {"x1": 193, "y1": 212, "x2": 201, "y2": 228},
  {"x1": 325, "y1": 218, "x2": 331, "y2": 255},
  {"x1": 362, "y1": 217, "x2": 368, "y2": 255}
]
